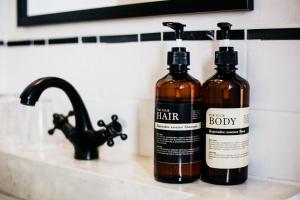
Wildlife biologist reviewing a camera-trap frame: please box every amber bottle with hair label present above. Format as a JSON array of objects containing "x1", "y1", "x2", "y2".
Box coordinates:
[
  {"x1": 154, "y1": 22, "x2": 201, "y2": 183},
  {"x1": 200, "y1": 22, "x2": 250, "y2": 185}
]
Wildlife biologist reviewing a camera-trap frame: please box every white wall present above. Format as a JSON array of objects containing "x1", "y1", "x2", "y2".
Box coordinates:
[{"x1": 0, "y1": 0, "x2": 299, "y2": 183}]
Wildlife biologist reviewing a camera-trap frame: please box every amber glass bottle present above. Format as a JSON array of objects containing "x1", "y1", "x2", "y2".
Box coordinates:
[
  {"x1": 200, "y1": 22, "x2": 250, "y2": 185},
  {"x1": 154, "y1": 64, "x2": 201, "y2": 183},
  {"x1": 201, "y1": 67, "x2": 250, "y2": 185},
  {"x1": 154, "y1": 22, "x2": 201, "y2": 183}
]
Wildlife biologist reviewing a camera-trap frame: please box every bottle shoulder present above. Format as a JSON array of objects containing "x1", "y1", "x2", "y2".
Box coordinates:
[
  {"x1": 156, "y1": 72, "x2": 201, "y2": 87},
  {"x1": 203, "y1": 72, "x2": 249, "y2": 90},
  {"x1": 202, "y1": 71, "x2": 250, "y2": 107},
  {"x1": 156, "y1": 72, "x2": 201, "y2": 100}
]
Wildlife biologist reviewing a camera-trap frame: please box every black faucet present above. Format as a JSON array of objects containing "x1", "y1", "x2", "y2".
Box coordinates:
[{"x1": 20, "y1": 77, "x2": 127, "y2": 160}]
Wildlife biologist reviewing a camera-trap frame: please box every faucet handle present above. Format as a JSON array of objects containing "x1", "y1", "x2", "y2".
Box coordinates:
[
  {"x1": 97, "y1": 120, "x2": 106, "y2": 127},
  {"x1": 48, "y1": 127, "x2": 56, "y2": 135},
  {"x1": 48, "y1": 113, "x2": 60, "y2": 135},
  {"x1": 48, "y1": 111, "x2": 74, "y2": 135},
  {"x1": 97, "y1": 115, "x2": 128, "y2": 147},
  {"x1": 107, "y1": 115, "x2": 127, "y2": 146}
]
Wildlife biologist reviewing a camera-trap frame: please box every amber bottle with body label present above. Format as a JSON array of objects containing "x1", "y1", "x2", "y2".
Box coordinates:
[
  {"x1": 154, "y1": 22, "x2": 201, "y2": 183},
  {"x1": 200, "y1": 22, "x2": 250, "y2": 185}
]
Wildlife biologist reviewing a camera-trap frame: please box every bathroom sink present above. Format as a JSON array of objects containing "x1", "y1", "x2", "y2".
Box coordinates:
[{"x1": 0, "y1": 145, "x2": 299, "y2": 200}]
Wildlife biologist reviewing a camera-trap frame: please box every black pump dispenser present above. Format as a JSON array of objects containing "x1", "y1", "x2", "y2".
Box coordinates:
[
  {"x1": 163, "y1": 22, "x2": 190, "y2": 66},
  {"x1": 215, "y1": 22, "x2": 238, "y2": 66}
]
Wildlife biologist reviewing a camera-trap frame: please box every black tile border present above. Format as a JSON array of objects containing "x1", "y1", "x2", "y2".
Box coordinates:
[
  {"x1": 248, "y1": 28, "x2": 300, "y2": 40},
  {"x1": 1, "y1": 28, "x2": 300, "y2": 47},
  {"x1": 185, "y1": 31, "x2": 214, "y2": 40},
  {"x1": 163, "y1": 31, "x2": 214, "y2": 41},
  {"x1": 162, "y1": 32, "x2": 174, "y2": 41},
  {"x1": 48, "y1": 37, "x2": 78, "y2": 45},
  {"x1": 217, "y1": 30, "x2": 245, "y2": 40},
  {"x1": 140, "y1": 33, "x2": 161, "y2": 42},
  {"x1": 7, "y1": 40, "x2": 32, "y2": 46},
  {"x1": 82, "y1": 36, "x2": 97, "y2": 43},
  {"x1": 33, "y1": 40, "x2": 46, "y2": 45},
  {"x1": 100, "y1": 34, "x2": 138, "y2": 43}
]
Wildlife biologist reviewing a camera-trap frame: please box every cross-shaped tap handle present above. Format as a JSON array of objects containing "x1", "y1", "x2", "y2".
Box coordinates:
[
  {"x1": 48, "y1": 110, "x2": 74, "y2": 135},
  {"x1": 97, "y1": 115, "x2": 128, "y2": 147},
  {"x1": 48, "y1": 127, "x2": 56, "y2": 135},
  {"x1": 97, "y1": 120, "x2": 106, "y2": 127}
]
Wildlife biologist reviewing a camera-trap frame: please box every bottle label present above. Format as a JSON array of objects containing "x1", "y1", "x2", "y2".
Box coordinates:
[
  {"x1": 205, "y1": 107, "x2": 249, "y2": 169},
  {"x1": 154, "y1": 101, "x2": 201, "y2": 164}
]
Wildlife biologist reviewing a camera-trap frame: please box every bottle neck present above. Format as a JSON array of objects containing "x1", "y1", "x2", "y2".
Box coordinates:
[
  {"x1": 168, "y1": 65, "x2": 189, "y2": 74},
  {"x1": 215, "y1": 65, "x2": 237, "y2": 74}
]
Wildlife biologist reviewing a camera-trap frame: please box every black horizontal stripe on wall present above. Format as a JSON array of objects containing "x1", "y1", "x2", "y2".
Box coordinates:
[
  {"x1": 163, "y1": 31, "x2": 214, "y2": 41},
  {"x1": 82, "y1": 36, "x2": 97, "y2": 43},
  {"x1": 100, "y1": 34, "x2": 138, "y2": 43},
  {"x1": 2, "y1": 28, "x2": 300, "y2": 48},
  {"x1": 216, "y1": 30, "x2": 245, "y2": 40},
  {"x1": 7, "y1": 40, "x2": 32, "y2": 46},
  {"x1": 33, "y1": 40, "x2": 46, "y2": 45},
  {"x1": 49, "y1": 37, "x2": 78, "y2": 44},
  {"x1": 247, "y1": 28, "x2": 300, "y2": 40},
  {"x1": 140, "y1": 32, "x2": 161, "y2": 41}
]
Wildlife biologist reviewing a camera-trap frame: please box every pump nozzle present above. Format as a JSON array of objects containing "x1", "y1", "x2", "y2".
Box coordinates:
[
  {"x1": 217, "y1": 22, "x2": 232, "y2": 40},
  {"x1": 215, "y1": 22, "x2": 237, "y2": 66},
  {"x1": 162, "y1": 22, "x2": 189, "y2": 66},
  {"x1": 217, "y1": 22, "x2": 232, "y2": 47},
  {"x1": 163, "y1": 22, "x2": 186, "y2": 40}
]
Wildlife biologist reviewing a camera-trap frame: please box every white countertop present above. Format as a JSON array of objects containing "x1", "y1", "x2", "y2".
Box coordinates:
[
  {"x1": 0, "y1": 145, "x2": 299, "y2": 200},
  {"x1": 0, "y1": 193, "x2": 19, "y2": 200}
]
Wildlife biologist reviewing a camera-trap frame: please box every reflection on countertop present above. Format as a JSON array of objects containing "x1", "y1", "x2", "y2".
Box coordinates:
[{"x1": 0, "y1": 144, "x2": 299, "y2": 200}]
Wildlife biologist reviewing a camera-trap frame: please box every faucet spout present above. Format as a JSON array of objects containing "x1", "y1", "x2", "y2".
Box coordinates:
[
  {"x1": 20, "y1": 77, "x2": 93, "y2": 133},
  {"x1": 20, "y1": 77, "x2": 127, "y2": 160}
]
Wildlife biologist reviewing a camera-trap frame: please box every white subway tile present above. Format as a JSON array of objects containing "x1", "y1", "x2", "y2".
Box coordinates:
[
  {"x1": 0, "y1": 48, "x2": 8, "y2": 93},
  {"x1": 92, "y1": 43, "x2": 140, "y2": 99},
  {"x1": 4, "y1": 43, "x2": 140, "y2": 99},
  {"x1": 248, "y1": 41, "x2": 300, "y2": 112},
  {"x1": 249, "y1": 109, "x2": 300, "y2": 183},
  {"x1": 137, "y1": 99, "x2": 155, "y2": 157},
  {"x1": 185, "y1": 41, "x2": 216, "y2": 83},
  {"x1": 139, "y1": 42, "x2": 164, "y2": 101}
]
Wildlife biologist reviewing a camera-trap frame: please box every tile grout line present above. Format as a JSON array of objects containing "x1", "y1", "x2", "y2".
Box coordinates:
[
  {"x1": 244, "y1": 28, "x2": 249, "y2": 79},
  {"x1": 250, "y1": 108, "x2": 300, "y2": 115}
]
